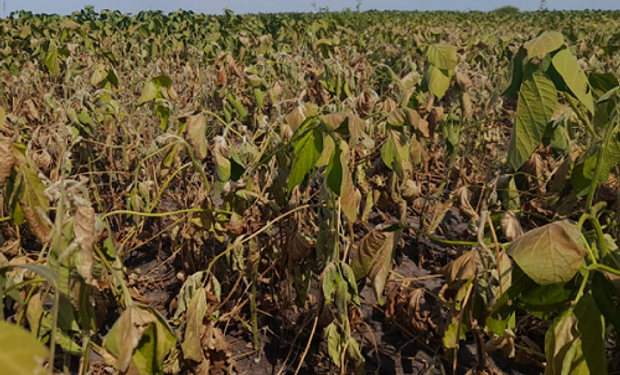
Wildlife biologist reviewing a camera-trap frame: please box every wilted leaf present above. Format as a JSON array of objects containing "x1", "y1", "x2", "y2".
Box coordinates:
[
  {"x1": 508, "y1": 221, "x2": 586, "y2": 285},
  {"x1": 181, "y1": 289, "x2": 207, "y2": 362},
  {"x1": 0, "y1": 321, "x2": 48, "y2": 375},
  {"x1": 214, "y1": 136, "x2": 231, "y2": 195},
  {"x1": 425, "y1": 65, "x2": 452, "y2": 99},
  {"x1": 103, "y1": 305, "x2": 176, "y2": 374},
  {"x1": 387, "y1": 108, "x2": 429, "y2": 137},
  {"x1": 186, "y1": 112, "x2": 208, "y2": 160},
  {"x1": 16, "y1": 164, "x2": 51, "y2": 244},
  {"x1": 351, "y1": 225, "x2": 399, "y2": 304},
  {"x1": 442, "y1": 250, "x2": 481, "y2": 286}
]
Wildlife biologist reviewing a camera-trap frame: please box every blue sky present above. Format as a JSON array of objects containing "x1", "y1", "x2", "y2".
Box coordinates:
[{"x1": 1, "y1": 0, "x2": 618, "y2": 16}]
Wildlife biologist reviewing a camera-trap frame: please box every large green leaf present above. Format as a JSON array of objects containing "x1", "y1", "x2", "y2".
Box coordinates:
[
  {"x1": 524, "y1": 31, "x2": 564, "y2": 59},
  {"x1": 0, "y1": 321, "x2": 48, "y2": 375},
  {"x1": 551, "y1": 48, "x2": 594, "y2": 113},
  {"x1": 426, "y1": 44, "x2": 457, "y2": 71},
  {"x1": 288, "y1": 128, "x2": 323, "y2": 192},
  {"x1": 508, "y1": 65, "x2": 557, "y2": 170},
  {"x1": 508, "y1": 221, "x2": 586, "y2": 286}
]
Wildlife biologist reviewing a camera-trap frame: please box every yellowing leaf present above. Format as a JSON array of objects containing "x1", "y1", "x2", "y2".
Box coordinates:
[
  {"x1": 426, "y1": 44, "x2": 457, "y2": 71},
  {"x1": 508, "y1": 221, "x2": 586, "y2": 286},
  {"x1": 524, "y1": 31, "x2": 564, "y2": 59},
  {"x1": 425, "y1": 65, "x2": 452, "y2": 99}
]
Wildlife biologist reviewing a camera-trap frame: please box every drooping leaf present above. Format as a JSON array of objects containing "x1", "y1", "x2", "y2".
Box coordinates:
[
  {"x1": 524, "y1": 31, "x2": 564, "y2": 59},
  {"x1": 351, "y1": 224, "x2": 399, "y2": 304},
  {"x1": 186, "y1": 112, "x2": 208, "y2": 160},
  {"x1": 592, "y1": 272, "x2": 620, "y2": 336},
  {"x1": 425, "y1": 64, "x2": 452, "y2": 99},
  {"x1": 0, "y1": 321, "x2": 48, "y2": 375},
  {"x1": 508, "y1": 221, "x2": 586, "y2": 286},
  {"x1": 16, "y1": 163, "x2": 51, "y2": 244},
  {"x1": 213, "y1": 136, "x2": 231, "y2": 195},
  {"x1": 551, "y1": 48, "x2": 594, "y2": 113},
  {"x1": 181, "y1": 289, "x2": 207, "y2": 362},
  {"x1": 508, "y1": 64, "x2": 557, "y2": 170},
  {"x1": 387, "y1": 108, "x2": 429, "y2": 137}
]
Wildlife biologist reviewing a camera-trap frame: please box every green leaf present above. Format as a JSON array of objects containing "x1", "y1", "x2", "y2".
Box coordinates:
[
  {"x1": 326, "y1": 141, "x2": 343, "y2": 195},
  {"x1": 103, "y1": 305, "x2": 176, "y2": 375},
  {"x1": 508, "y1": 221, "x2": 586, "y2": 286},
  {"x1": 0, "y1": 321, "x2": 48, "y2": 375},
  {"x1": 571, "y1": 132, "x2": 620, "y2": 197},
  {"x1": 503, "y1": 47, "x2": 527, "y2": 96},
  {"x1": 324, "y1": 322, "x2": 342, "y2": 367},
  {"x1": 426, "y1": 44, "x2": 457, "y2": 71},
  {"x1": 508, "y1": 64, "x2": 557, "y2": 170},
  {"x1": 551, "y1": 48, "x2": 594, "y2": 113},
  {"x1": 288, "y1": 128, "x2": 323, "y2": 192},
  {"x1": 524, "y1": 31, "x2": 565, "y2": 59},
  {"x1": 592, "y1": 272, "x2": 620, "y2": 336},
  {"x1": 351, "y1": 225, "x2": 399, "y2": 304},
  {"x1": 138, "y1": 76, "x2": 171, "y2": 105},
  {"x1": 425, "y1": 65, "x2": 452, "y2": 99},
  {"x1": 545, "y1": 294, "x2": 607, "y2": 375}
]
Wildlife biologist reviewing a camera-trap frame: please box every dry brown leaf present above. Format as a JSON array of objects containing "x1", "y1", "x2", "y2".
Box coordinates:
[
  {"x1": 442, "y1": 250, "x2": 481, "y2": 286},
  {"x1": 75, "y1": 205, "x2": 96, "y2": 284},
  {"x1": 0, "y1": 135, "x2": 15, "y2": 185},
  {"x1": 500, "y1": 211, "x2": 523, "y2": 241},
  {"x1": 186, "y1": 112, "x2": 208, "y2": 160},
  {"x1": 427, "y1": 106, "x2": 444, "y2": 137},
  {"x1": 21, "y1": 205, "x2": 51, "y2": 244},
  {"x1": 485, "y1": 329, "x2": 515, "y2": 357}
]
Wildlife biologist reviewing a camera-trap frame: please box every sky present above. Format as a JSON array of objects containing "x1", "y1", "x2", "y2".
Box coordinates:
[{"x1": 1, "y1": 0, "x2": 618, "y2": 17}]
